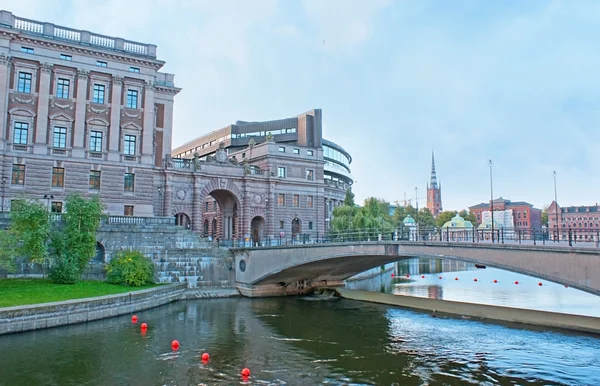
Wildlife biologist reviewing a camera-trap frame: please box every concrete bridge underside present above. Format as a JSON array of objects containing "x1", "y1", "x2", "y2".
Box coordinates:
[{"x1": 232, "y1": 242, "x2": 600, "y2": 297}]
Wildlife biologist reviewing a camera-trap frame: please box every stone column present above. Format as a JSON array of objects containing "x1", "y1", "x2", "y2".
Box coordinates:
[
  {"x1": 107, "y1": 76, "x2": 123, "y2": 161},
  {"x1": 72, "y1": 69, "x2": 88, "y2": 158},
  {"x1": 191, "y1": 176, "x2": 203, "y2": 233},
  {"x1": 141, "y1": 81, "x2": 155, "y2": 165},
  {"x1": 164, "y1": 175, "x2": 173, "y2": 217},
  {"x1": 0, "y1": 54, "x2": 10, "y2": 150},
  {"x1": 34, "y1": 63, "x2": 52, "y2": 154}
]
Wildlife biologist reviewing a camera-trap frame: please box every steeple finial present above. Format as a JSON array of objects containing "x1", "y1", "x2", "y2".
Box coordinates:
[{"x1": 430, "y1": 151, "x2": 438, "y2": 188}]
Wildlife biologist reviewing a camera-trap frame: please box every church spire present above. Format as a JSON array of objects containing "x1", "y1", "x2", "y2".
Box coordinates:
[{"x1": 430, "y1": 151, "x2": 438, "y2": 188}]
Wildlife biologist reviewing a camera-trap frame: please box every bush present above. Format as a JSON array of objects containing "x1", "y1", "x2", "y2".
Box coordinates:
[
  {"x1": 105, "y1": 251, "x2": 155, "y2": 287},
  {"x1": 48, "y1": 257, "x2": 79, "y2": 284}
]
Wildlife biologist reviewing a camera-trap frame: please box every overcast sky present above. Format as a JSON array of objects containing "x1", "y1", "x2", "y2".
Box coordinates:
[{"x1": 4, "y1": 0, "x2": 600, "y2": 211}]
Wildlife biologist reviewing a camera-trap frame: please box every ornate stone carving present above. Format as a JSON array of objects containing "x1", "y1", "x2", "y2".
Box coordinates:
[
  {"x1": 0, "y1": 53, "x2": 11, "y2": 66},
  {"x1": 10, "y1": 95, "x2": 35, "y2": 105},
  {"x1": 219, "y1": 179, "x2": 227, "y2": 189},
  {"x1": 50, "y1": 99, "x2": 74, "y2": 110},
  {"x1": 248, "y1": 138, "x2": 256, "y2": 148},
  {"x1": 40, "y1": 63, "x2": 53, "y2": 74},
  {"x1": 77, "y1": 69, "x2": 89, "y2": 80},
  {"x1": 87, "y1": 105, "x2": 108, "y2": 114},
  {"x1": 266, "y1": 132, "x2": 274, "y2": 142},
  {"x1": 253, "y1": 194, "x2": 262, "y2": 204},
  {"x1": 121, "y1": 111, "x2": 141, "y2": 119},
  {"x1": 215, "y1": 142, "x2": 228, "y2": 164},
  {"x1": 164, "y1": 153, "x2": 173, "y2": 168},
  {"x1": 175, "y1": 188, "x2": 187, "y2": 201},
  {"x1": 112, "y1": 75, "x2": 123, "y2": 85},
  {"x1": 144, "y1": 81, "x2": 155, "y2": 91}
]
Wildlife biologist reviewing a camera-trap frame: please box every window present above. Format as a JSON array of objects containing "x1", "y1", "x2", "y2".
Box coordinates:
[
  {"x1": 13, "y1": 122, "x2": 28, "y2": 145},
  {"x1": 56, "y1": 78, "x2": 70, "y2": 99},
  {"x1": 277, "y1": 167, "x2": 286, "y2": 178},
  {"x1": 96, "y1": 61, "x2": 107, "y2": 67},
  {"x1": 278, "y1": 146, "x2": 285, "y2": 153},
  {"x1": 293, "y1": 148, "x2": 300, "y2": 154},
  {"x1": 524, "y1": 209, "x2": 528, "y2": 218},
  {"x1": 17, "y1": 72, "x2": 32, "y2": 93},
  {"x1": 52, "y1": 167, "x2": 65, "y2": 188},
  {"x1": 279, "y1": 221, "x2": 284, "y2": 229},
  {"x1": 278, "y1": 193, "x2": 285, "y2": 206},
  {"x1": 51, "y1": 202, "x2": 63, "y2": 214},
  {"x1": 92, "y1": 84, "x2": 105, "y2": 104},
  {"x1": 307, "y1": 150, "x2": 314, "y2": 156},
  {"x1": 126, "y1": 89, "x2": 138, "y2": 109},
  {"x1": 308, "y1": 222, "x2": 313, "y2": 230},
  {"x1": 60, "y1": 54, "x2": 72, "y2": 61},
  {"x1": 124, "y1": 205, "x2": 134, "y2": 216},
  {"x1": 293, "y1": 194, "x2": 299, "y2": 207},
  {"x1": 124, "y1": 135, "x2": 136, "y2": 155},
  {"x1": 53, "y1": 127, "x2": 67, "y2": 148},
  {"x1": 213, "y1": 202, "x2": 217, "y2": 211},
  {"x1": 89, "y1": 170, "x2": 101, "y2": 190},
  {"x1": 12, "y1": 164, "x2": 25, "y2": 185},
  {"x1": 21, "y1": 47, "x2": 34, "y2": 53},
  {"x1": 306, "y1": 169, "x2": 314, "y2": 181},
  {"x1": 129, "y1": 67, "x2": 140, "y2": 73},
  {"x1": 205, "y1": 202, "x2": 209, "y2": 212},
  {"x1": 307, "y1": 195, "x2": 314, "y2": 208},
  {"x1": 90, "y1": 131, "x2": 103, "y2": 152},
  {"x1": 124, "y1": 173, "x2": 135, "y2": 192}
]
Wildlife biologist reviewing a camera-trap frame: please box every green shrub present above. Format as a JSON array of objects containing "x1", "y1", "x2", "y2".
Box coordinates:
[
  {"x1": 105, "y1": 250, "x2": 155, "y2": 287},
  {"x1": 48, "y1": 257, "x2": 79, "y2": 284}
]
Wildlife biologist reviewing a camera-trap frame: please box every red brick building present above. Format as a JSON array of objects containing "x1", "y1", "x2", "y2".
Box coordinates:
[
  {"x1": 469, "y1": 198, "x2": 542, "y2": 231},
  {"x1": 547, "y1": 201, "x2": 600, "y2": 241}
]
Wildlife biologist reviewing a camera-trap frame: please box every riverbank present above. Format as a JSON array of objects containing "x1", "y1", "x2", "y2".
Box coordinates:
[{"x1": 336, "y1": 289, "x2": 600, "y2": 335}]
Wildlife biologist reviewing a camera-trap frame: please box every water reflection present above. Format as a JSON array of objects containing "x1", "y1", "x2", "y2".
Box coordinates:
[
  {"x1": 0, "y1": 298, "x2": 599, "y2": 385},
  {"x1": 347, "y1": 257, "x2": 600, "y2": 318}
]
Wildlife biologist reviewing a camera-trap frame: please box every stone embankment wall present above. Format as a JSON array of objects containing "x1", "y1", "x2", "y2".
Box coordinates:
[
  {"x1": 337, "y1": 289, "x2": 600, "y2": 335},
  {"x1": 0, "y1": 283, "x2": 186, "y2": 335}
]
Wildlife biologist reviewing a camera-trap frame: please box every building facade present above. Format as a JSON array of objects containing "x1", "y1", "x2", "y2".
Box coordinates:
[
  {"x1": 469, "y1": 198, "x2": 542, "y2": 232},
  {"x1": 547, "y1": 201, "x2": 600, "y2": 241},
  {"x1": 426, "y1": 152, "x2": 442, "y2": 217},
  {"x1": 0, "y1": 10, "x2": 179, "y2": 216}
]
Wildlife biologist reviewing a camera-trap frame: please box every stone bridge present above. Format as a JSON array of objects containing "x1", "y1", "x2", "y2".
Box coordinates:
[{"x1": 231, "y1": 241, "x2": 600, "y2": 297}]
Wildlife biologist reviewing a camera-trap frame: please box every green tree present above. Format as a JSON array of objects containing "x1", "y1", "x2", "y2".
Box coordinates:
[
  {"x1": 343, "y1": 188, "x2": 355, "y2": 207},
  {"x1": 458, "y1": 209, "x2": 477, "y2": 225},
  {"x1": 9, "y1": 199, "x2": 51, "y2": 264},
  {"x1": 393, "y1": 205, "x2": 406, "y2": 226},
  {"x1": 436, "y1": 210, "x2": 457, "y2": 228},
  {"x1": 0, "y1": 230, "x2": 17, "y2": 272},
  {"x1": 416, "y1": 208, "x2": 436, "y2": 227},
  {"x1": 404, "y1": 205, "x2": 418, "y2": 221},
  {"x1": 541, "y1": 205, "x2": 549, "y2": 227}
]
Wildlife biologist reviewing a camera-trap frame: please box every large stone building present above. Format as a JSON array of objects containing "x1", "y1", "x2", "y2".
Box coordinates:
[
  {"x1": 0, "y1": 10, "x2": 179, "y2": 216},
  {"x1": 469, "y1": 198, "x2": 542, "y2": 232},
  {"x1": 547, "y1": 201, "x2": 599, "y2": 241},
  {"x1": 0, "y1": 11, "x2": 352, "y2": 243},
  {"x1": 426, "y1": 151, "x2": 442, "y2": 217}
]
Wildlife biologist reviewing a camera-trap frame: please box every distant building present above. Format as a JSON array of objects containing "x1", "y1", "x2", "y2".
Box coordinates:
[
  {"x1": 469, "y1": 198, "x2": 542, "y2": 232},
  {"x1": 441, "y1": 214, "x2": 474, "y2": 241},
  {"x1": 426, "y1": 152, "x2": 442, "y2": 218},
  {"x1": 402, "y1": 214, "x2": 417, "y2": 240},
  {"x1": 547, "y1": 201, "x2": 600, "y2": 241},
  {"x1": 478, "y1": 209, "x2": 515, "y2": 229}
]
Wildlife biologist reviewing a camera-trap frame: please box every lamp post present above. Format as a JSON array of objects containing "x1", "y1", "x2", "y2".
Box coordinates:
[
  {"x1": 415, "y1": 187, "x2": 418, "y2": 211},
  {"x1": 43, "y1": 194, "x2": 54, "y2": 212},
  {"x1": 157, "y1": 186, "x2": 163, "y2": 216},
  {"x1": 1, "y1": 176, "x2": 7, "y2": 212},
  {"x1": 553, "y1": 171, "x2": 559, "y2": 242},
  {"x1": 489, "y1": 160, "x2": 494, "y2": 243}
]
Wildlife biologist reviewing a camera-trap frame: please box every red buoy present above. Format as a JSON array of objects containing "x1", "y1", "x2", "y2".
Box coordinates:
[
  {"x1": 455, "y1": 277, "x2": 458, "y2": 281},
  {"x1": 514, "y1": 281, "x2": 519, "y2": 285},
  {"x1": 493, "y1": 280, "x2": 498, "y2": 283},
  {"x1": 439, "y1": 276, "x2": 442, "y2": 279},
  {"x1": 241, "y1": 368, "x2": 250, "y2": 377},
  {"x1": 391, "y1": 273, "x2": 395, "y2": 278},
  {"x1": 201, "y1": 353, "x2": 210, "y2": 362},
  {"x1": 406, "y1": 274, "x2": 410, "y2": 278},
  {"x1": 421, "y1": 275, "x2": 425, "y2": 279},
  {"x1": 131, "y1": 315, "x2": 138, "y2": 324},
  {"x1": 140, "y1": 323, "x2": 148, "y2": 331},
  {"x1": 171, "y1": 340, "x2": 180, "y2": 350},
  {"x1": 565, "y1": 285, "x2": 569, "y2": 288},
  {"x1": 538, "y1": 282, "x2": 543, "y2": 286},
  {"x1": 474, "y1": 278, "x2": 478, "y2": 282}
]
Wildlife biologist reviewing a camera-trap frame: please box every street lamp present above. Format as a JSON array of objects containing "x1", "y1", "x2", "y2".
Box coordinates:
[
  {"x1": 553, "y1": 171, "x2": 559, "y2": 242},
  {"x1": 415, "y1": 186, "x2": 418, "y2": 211},
  {"x1": 43, "y1": 194, "x2": 54, "y2": 212},
  {"x1": 157, "y1": 186, "x2": 163, "y2": 216},
  {"x1": 489, "y1": 160, "x2": 494, "y2": 243},
  {"x1": 1, "y1": 176, "x2": 7, "y2": 212}
]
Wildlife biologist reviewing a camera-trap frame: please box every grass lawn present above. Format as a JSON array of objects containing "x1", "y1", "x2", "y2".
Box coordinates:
[{"x1": 0, "y1": 279, "x2": 159, "y2": 308}]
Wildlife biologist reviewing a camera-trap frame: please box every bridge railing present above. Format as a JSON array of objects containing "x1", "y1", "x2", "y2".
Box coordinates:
[{"x1": 225, "y1": 226, "x2": 600, "y2": 249}]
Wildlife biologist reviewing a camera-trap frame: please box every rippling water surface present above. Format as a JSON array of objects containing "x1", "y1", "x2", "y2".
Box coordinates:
[{"x1": 0, "y1": 296, "x2": 599, "y2": 385}]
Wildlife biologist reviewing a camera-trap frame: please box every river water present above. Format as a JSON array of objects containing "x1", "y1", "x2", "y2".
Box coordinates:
[{"x1": 1, "y1": 259, "x2": 599, "y2": 385}]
